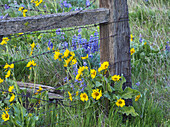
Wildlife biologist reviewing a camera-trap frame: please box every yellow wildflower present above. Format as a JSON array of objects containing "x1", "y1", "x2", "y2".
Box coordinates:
[
  {"x1": 116, "y1": 98, "x2": 125, "y2": 107},
  {"x1": 4, "y1": 107, "x2": 10, "y2": 111},
  {"x1": 5, "y1": 70, "x2": 11, "y2": 78},
  {"x1": 23, "y1": 9, "x2": 28, "y2": 17},
  {"x1": 81, "y1": 54, "x2": 88, "y2": 60},
  {"x1": 18, "y1": 7, "x2": 24, "y2": 12},
  {"x1": 71, "y1": 59, "x2": 77, "y2": 65},
  {"x1": 91, "y1": 89, "x2": 102, "y2": 100},
  {"x1": 75, "y1": 73, "x2": 81, "y2": 81},
  {"x1": 9, "y1": 93, "x2": 15, "y2": 102},
  {"x1": 80, "y1": 92, "x2": 89, "y2": 102},
  {"x1": 101, "y1": 61, "x2": 109, "y2": 70},
  {"x1": 4, "y1": 63, "x2": 14, "y2": 71},
  {"x1": 130, "y1": 48, "x2": 135, "y2": 55},
  {"x1": 54, "y1": 51, "x2": 62, "y2": 60},
  {"x1": 37, "y1": 86, "x2": 42, "y2": 92},
  {"x1": 1, "y1": 111, "x2": 9, "y2": 121},
  {"x1": 76, "y1": 91, "x2": 79, "y2": 96},
  {"x1": 130, "y1": 34, "x2": 134, "y2": 42},
  {"x1": 111, "y1": 75, "x2": 121, "y2": 82},
  {"x1": 135, "y1": 94, "x2": 141, "y2": 101},
  {"x1": 90, "y1": 69, "x2": 96, "y2": 79},
  {"x1": 68, "y1": 91, "x2": 72, "y2": 101},
  {"x1": 0, "y1": 78, "x2": 4, "y2": 83},
  {"x1": 98, "y1": 67, "x2": 103, "y2": 72},
  {"x1": 8, "y1": 85, "x2": 14, "y2": 92},
  {"x1": 144, "y1": 42, "x2": 147, "y2": 45},
  {"x1": 30, "y1": 42, "x2": 35, "y2": 50},
  {"x1": 26, "y1": 60, "x2": 36, "y2": 70},
  {"x1": 0, "y1": 37, "x2": 9, "y2": 45},
  {"x1": 9, "y1": 64, "x2": 14, "y2": 69},
  {"x1": 64, "y1": 49, "x2": 70, "y2": 58}
]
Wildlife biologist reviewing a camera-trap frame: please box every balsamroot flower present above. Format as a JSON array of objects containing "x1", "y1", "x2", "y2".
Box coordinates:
[
  {"x1": 68, "y1": 91, "x2": 72, "y2": 101},
  {"x1": 54, "y1": 51, "x2": 62, "y2": 60},
  {"x1": 26, "y1": 60, "x2": 36, "y2": 70},
  {"x1": 37, "y1": 86, "x2": 43, "y2": 92},
  {"x1": 91, "y1": 89, "x2": 102, "y2": 100},
  {"x1": 8, "y1": 85, "x2": 14, "y2": 92},
  {"x1": 90, "y1": 69, "x2": 96, "y2": 79},
  {"x1": 64, "y1": 49, "x2": 70, "y2": 58},
  {"x1": 1, "y1": 111, "x2": 9, "y2": 121},
  {"x1": 130, "y1": 48, "x2": 135, "y2": 55},
  {"x1": 80, "y1": 92, "x2": 88, "y2": 102},
  {"x1": 9, "y1": 93, "x2": 15, "y2": 102},
  {"x1": 0, "y1": 78, "x2": 4, "y2": 83},
  {"x1": 98, "y1": 61, "x2": 109, "y2": 72},
  {"x1": 4, "y1": 63, "x2": 14, "y2": 71},
  {"x1": 135, "y1": 95, "x2": 141, "y2": 101},
  {"x1": 81, "y1": 54, "x2": 88, "y2": 60},
  {"x1": 130, "y1": 34, "x2": 134, "y2": 41},
  {"x1": 116, "y1": 98, "x2": 125, "y2": 107},
  {"x1": 112, "y1": 75, "x2": 121, "y2": 82},
  {"x1": 5, "y1": 70, "x2": 11, "y2": 78},
  {"x1": 0, "y1": 37, "x2": 9, "y2": 45}
]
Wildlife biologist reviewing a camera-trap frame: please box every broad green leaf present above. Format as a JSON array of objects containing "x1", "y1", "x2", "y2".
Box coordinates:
[
  {"x1": 114, "y1": 75, "x2": 126, "y2": 92},
  {"x1": 120, "y1": 87, "x2": 140, "y2": 99},
  {"x1": 103, "y1": 91, "x2": 111, "y2": 100},
  {"x1": 84, "y1": 100, "x2": 90, "y2": 109},
  {"x1": 96, "y1": 81, "x2": 103, "y2": 87},
  {"x1": 119, "y1": 106, "x2": 139, "y2": 117}
]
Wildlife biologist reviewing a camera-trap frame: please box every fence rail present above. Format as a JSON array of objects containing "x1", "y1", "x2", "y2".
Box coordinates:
[{"x1": 0, "y1": 8, "x2": 109, "y2": 35}]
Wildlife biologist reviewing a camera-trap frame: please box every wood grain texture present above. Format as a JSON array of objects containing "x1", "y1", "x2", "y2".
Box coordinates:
[
  {"x1": 0, "y1": 8, "x2": 109, "y2": 35},
  {"x1": 17, "y1": 82, "x2": 63, "y2": 99},
  {"x1": 99, "y1": 0, "x2": 132, "y2": 106}
]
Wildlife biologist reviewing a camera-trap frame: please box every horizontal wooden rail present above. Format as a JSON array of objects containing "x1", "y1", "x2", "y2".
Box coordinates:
[{"x1": 0, "y1": 8, "x2": 109, "y2": 35}]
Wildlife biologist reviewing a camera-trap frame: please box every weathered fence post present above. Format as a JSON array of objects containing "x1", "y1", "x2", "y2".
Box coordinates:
[{"x1": 99, "y1": 0, "x2": 132, "y2": 110}]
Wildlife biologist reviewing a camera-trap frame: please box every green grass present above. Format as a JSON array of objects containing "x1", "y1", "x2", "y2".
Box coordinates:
[{"x1": 0, "y1": 0, "x2": 169, "y2": 126}]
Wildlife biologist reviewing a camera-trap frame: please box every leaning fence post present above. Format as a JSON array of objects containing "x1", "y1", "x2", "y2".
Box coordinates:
[{"x1": 99, "y1": 0, "x2": 132, "y2": 110}]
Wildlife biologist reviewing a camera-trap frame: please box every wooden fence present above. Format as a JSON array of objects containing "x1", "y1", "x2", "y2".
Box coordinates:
[{"x1": 0, "y1": 0, "x2": 132, "y2": 106}]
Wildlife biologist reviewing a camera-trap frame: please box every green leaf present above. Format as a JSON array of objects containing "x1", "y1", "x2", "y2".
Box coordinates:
[
  {"x1": 103, "y1": 91, "x2": 111, "y2": 100},
  {"x1": 96, "y1": 81, "x2": 102, "y2": 87},
  {"x1": 84, "y1": 100, "x2": 90, "y2": 109},
  {"x1": 114, "y1": 75, "x2": 126, "y2": 92},
  {"x1": 119, "y1": 106, "x2": 139, "y2": 117},
  {"x1": 120, "y1": 87, "x2": 140, "y2": 99}
]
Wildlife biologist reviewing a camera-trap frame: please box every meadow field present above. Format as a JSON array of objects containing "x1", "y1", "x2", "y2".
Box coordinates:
[{"x1": 0, "y1": 0, "x2": 169, "y2": 126}]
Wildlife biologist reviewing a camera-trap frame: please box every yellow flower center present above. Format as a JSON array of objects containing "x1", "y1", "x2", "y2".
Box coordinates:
[{"x1": 83, "y1": 95, "x2": 86, "y2": 98}]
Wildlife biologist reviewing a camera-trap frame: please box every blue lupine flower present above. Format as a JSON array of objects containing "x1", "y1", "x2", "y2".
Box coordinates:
[
  {"x1": 139, "y1": 34, "x2": 143, "y2": 43},
  {"x1": 78, "y1": 28, "x2": 81, "y2": 33},
  {"x1": 63, "y1": 41, "x2": 68, "y2": 49},
  {"x1": 60, "y1": 0, "x2": 72, "y2": 9},
  {"x1": 78, "y1": 34, "x2": 82, "y2": 46},
  {"x1": 72, "y1": 35, "x2": 77, "y2": 51},
  {"x1": 4, "y1": 4, "x2": 10, "y2": 9},
  {"x1": 64, "y1": 76, "x2": 68, "y2": 82},
  {"x1": 136, "y1": 82, "x2": 140, "y2": 86},
  {"x1": 83, "y1": 62, "x2": 87, "y2": 66},
  {"x1": 48, "y1": 40, "x2": 53, "y2": 49},
  {"x1": 56, "y1": 29, "x2": 61, "y2": 35},
  {"x1": 89, "y1": 35, "x2": 94, "y2": 53},
  {"x1": 166, "y1": 41, "x2": 170, "y2": 52},
  {"x1": 93, "y1": 31, "x2": 99, "y2": 52},
  {"x1": 82, "y1": 38, "x2": 89, "y2": 53},
  {"x1": 86, "y1": 0, "x2": 90, "y2": 6},
  {"x1": 89, "y1": 54, "x2": 93, "y2": 59},
  {"x1": 0, "y1": 16, "x2": 3, "y2": 19}
]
